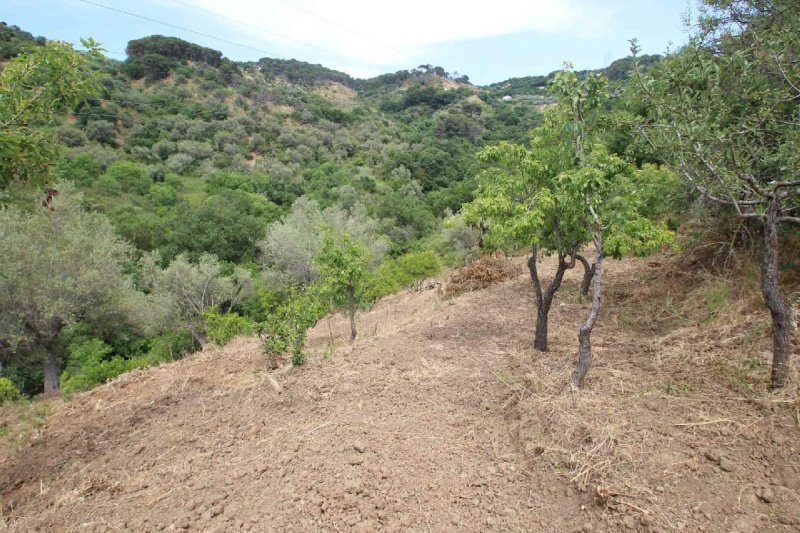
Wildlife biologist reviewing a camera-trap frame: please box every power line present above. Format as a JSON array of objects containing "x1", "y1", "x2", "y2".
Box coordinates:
[
  {"x1": 73, "y1": 0, "x2": 288, "y2": 60},
  {"x1": 164, "y1": 0, "x2": 356, "y2": 66},
  {"x1": 276, "y1": 0, "x2": 427, "y2": 67}
]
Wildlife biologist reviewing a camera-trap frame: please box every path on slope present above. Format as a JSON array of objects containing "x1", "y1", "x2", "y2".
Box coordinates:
[{"x1": 2, "y1": 264, "x2": 593, "y2": 532}]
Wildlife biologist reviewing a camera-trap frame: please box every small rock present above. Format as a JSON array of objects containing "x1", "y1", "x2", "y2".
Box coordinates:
[
  {"x1": 500, "y1": 508, "x2": 516, "y2": 517},
  {"x1": 622, "y1": 515, "x2": 636, "y2": 529},
  {"x1": 345, "y1": 480, "x2": 364, "y2": 494},
  {"x1": 704, "y1": 450, "x2": 721, "y2": 463},
  {"x1": 756, "y1": 486, "x2": 776, "y2": 503},
  {"x1": 719, "y1": 457, "x2": 736, "y2": 473},
  {"x1": 655, "y1": 485, "x2": 665, "y2": 493},
  {"x1": 353, "y1": 441, "x2": 367, "y2": 453}
]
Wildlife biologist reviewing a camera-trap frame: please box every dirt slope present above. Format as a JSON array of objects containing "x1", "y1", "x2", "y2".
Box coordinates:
[{"x1": 1, "y1": 255, "x2": 798, "y2": 532}]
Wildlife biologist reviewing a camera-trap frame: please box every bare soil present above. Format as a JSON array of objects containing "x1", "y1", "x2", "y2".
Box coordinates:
[{"x1": 1, "y1": 253, "x2": 798, "y2": 532}]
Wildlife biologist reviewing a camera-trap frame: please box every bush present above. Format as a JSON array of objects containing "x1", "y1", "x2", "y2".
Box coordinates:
[
  {"x1": 85, "y1": 120, "x2": 118, "y2": 146},
  {"x1": 149, "y1": 182, "x2": 178, "y2": 206},
  {"x1": 0, "y1": 377, "x2": 22, "y2": 405},
  {"x1": 166, "y1": 153, "x2": 195, "y2": 173},
  {"x1": 60, "y1": 339, "x2": 129, "y2": 394},
  {"x1": 56, "y1": 126, "x2": 88, "y2": 147},
  {"x1": 100, "y1": 161, "x2": 151, "y2": 195},
  {"x1": 203, "y1": 308, "x2": 254, "y2": 346},
  {"x1": 363, "y1": 250, "x2": 441, "y2": 302},
  {"x1": 147, "y1": 331, "x2": 197, "y2": 361}
]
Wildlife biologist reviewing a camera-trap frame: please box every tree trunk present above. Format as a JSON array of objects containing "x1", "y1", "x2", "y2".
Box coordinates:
[
  {"x1": 43, "y1": 348, "x2": 60, "y2": 395},
  {"x1": 571, "y1": 236, "x2": 603, "y2": 389},
  {"x1": 528, "y1": 246, "x2": 576, "y2": 352},
  {"x1": 191, "y1": 330, "x2": 208, "y2": 349},
  {"x1": 763, "y1": 197, "x2": 792, "y2": 389},
  {"x1": 348, "y1": 284, "x2": 357, "y2": 342},
  {"x1": 575, "y1": 253, "x2": 595, "y2": 297}
]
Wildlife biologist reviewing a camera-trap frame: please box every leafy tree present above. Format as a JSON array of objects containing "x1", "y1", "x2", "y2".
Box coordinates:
[
  {"x1": 0, "y1": 185, "x2": 144, "y2": 393},
  {"x1": 85, "y1": 120, "x2": 118, "y2": 146},
  {"x1": 463, "y1": 70, "x2": 607, "y2": 351},
  {"x1": 630, "y1": 1, "x2": 800, "y2": 388},
  {"x1": 259, "y1": 198, "x2": 388, "y2": 290},
  {"x1": 0, "y1": 39, "x2": 102, "y2": 190},
  {"x1": 316, "y1": 231, "x2": 373, "y2": 341},
  {"x1": 139, "y1": 252, "x2": 254, "y2": 346},
  {"x1": 547, "y1": 68, "x2": 674, "y2": 388},
  {"x1": 168, "y1": 189, "x2": 277, "y2": 263},
  {"x1": 260, "y1": 284, "x2": 327, "y2": 368}
]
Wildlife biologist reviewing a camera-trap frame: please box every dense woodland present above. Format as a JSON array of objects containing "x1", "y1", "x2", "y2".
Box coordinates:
[{"x1": 0, "y1": 0, "x2": 798, "y2": 400}]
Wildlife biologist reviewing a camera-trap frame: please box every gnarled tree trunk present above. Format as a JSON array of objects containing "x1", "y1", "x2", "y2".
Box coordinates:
[
  {"x1": 571, "y1": 236, "x2": 603, "y2": 389},
  {"x1": 763, "y1": 197, "x2": 792, "y2": 389},
  {"x1": 348, "y1": 284, "x2": 357, "y2": 342},
  {"x1": 528, "y1": 246, "x2": 576, "y2": 352},
  {"x1": 43, "y1": 347, "x2": 60, "y2": 395},
  {"x1": 575, "y1": 253, "x2": 595, "y2": 297}
]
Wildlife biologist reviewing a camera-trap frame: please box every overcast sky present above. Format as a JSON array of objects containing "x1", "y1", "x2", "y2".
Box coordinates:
[{"x1": 2, "y1": 0, "x2": 692, "y2": 84}]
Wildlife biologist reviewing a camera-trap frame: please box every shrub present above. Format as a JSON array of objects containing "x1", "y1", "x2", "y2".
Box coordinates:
[
  {"x1": 203, "y1": 308, "x2": 254, "y2": 345},
  {"x1": 59, "y1": 338, "x2": 129, "y2": 394},
  {"x1": 149, "y1": 182, "x2": 178, "y2": 206},
  {"x1": 0, "y1": 377, "x2": 22, "y2": 405},
  {"x1": 147, "y1": 331, "x2": 197, "y2": 361},
  {"x1": 85, "y1": 120, "x2": 118, "y2": 146},
  {"x1": 166, "y1": 153, "x2": 195, "y2": 174},
  {"x1": 100, "y1": 161, "x2": 151, "y2": 195},
  {"x1": 363, "y1": 250, "x2": 441, "y2": 302},
  {"x1": 56, "y1": 126, "x2": 87, "y2": 147}
]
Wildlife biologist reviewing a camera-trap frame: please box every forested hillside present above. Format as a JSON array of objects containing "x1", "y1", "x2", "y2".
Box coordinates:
[
  {"x1": 0, "y1": 23, "x2": 560, "y2": 395},
  {"x1": 1, "y1": 2, "x2": 800, "y2": 531},
  {"x1": 0, "y1": 0, "x2": 797, "y2": 409}
]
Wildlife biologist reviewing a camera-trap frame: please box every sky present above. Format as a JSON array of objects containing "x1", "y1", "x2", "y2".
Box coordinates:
[{"x1": 2, "y1": 0, "x2": 693, "y2": 85}]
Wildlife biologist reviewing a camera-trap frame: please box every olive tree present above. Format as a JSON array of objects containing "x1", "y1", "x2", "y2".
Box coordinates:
[
  {"x1": 631, "y1": 0, "x2": 800, "y2": 388},
  {"x1": 139, "y1": 252, "x2": 254, "y2": 347},
  {"x1": 259, "y1": 197, "x2": 388, "y2": 290},
  {"x1": 0, "y1": 185, "x2": 143, "y2": 393}
]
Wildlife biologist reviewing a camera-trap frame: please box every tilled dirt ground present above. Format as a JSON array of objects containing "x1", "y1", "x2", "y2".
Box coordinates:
[{"x1": 1, "y1": 254, "x2": 798, "y2": 532}]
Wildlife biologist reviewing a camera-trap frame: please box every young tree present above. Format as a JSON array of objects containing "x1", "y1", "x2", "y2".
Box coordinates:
[
  {"x1": 463, "y1": 70, "x2": 607, "y2": 351},
  {"x1": 464, "y1": 139, "x2": 585, "y2": 351},
  {"x1": 630, "y1": 0, "x2": 800, "y2": 388},
  {"x1": 0, "y1": 185, "x2": 142, "y2": 393},
  {"x1": 139, "y1": 252, "x2": 253, "y2": 347},
  {"x1": 0, "y1": 39, "x2": 102, "y2": 190},
  {"x1": 548, "y1": 68, "x2": 675, "y2": 388},
  {"x1": 315, "y1": 231, "x2": 372, "y2": 341}
]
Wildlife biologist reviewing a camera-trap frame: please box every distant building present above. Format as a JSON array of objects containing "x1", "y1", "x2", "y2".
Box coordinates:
[{"x1": 501, "y1": 95, "x2": 513, "y2": 101}]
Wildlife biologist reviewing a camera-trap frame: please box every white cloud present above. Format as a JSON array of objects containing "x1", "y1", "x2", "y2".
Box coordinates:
[{"x1": 166, "y1": 0, "x2": 616, "y2": 75}]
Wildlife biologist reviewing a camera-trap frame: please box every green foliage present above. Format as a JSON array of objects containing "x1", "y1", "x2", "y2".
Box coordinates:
[
  {"x1": 363, "y1": 250, "x2": 441, "y2": 302},
  {"x1": 0, "y1": 39, "x2": 102, "y2": 189},
  {"x1": 59, "y1": 338, "x2": 124, "y2": 394},
  {"x1": 126, "y1": 35, "x2": 223, "y2": 67},
  {"x1": 99, "y1": 161, "x2": 150, "y2": 195},
  {"x1": 261, "y1": 285, "x2": 327, "y2": 368},
  {"x1": 316, "y1": 231, "x2": 372, "y2": 308},
  {"x1": 59, "y1": 337, "x2": 176, "y2": 394},
  {"x1": 0, "y1": 377, "x2": 22, "y2": 405},
  {"x1": 203, "y1": 308, "x2": 254, "y2": 346}
]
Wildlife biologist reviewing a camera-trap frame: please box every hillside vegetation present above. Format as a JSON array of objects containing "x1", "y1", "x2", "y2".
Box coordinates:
[{"x1": 0, "y1": 2, "x2": 799, "y2": 530}]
